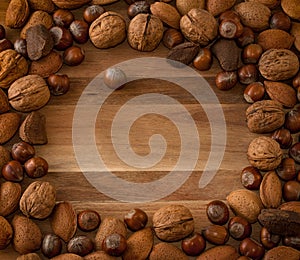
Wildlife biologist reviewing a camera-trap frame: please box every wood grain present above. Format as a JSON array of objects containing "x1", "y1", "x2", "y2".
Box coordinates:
[{"x1": 0, "y1": 1, "x2": 264, "y2": 259}]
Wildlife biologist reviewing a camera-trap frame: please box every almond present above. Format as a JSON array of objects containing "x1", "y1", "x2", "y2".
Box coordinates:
[
  {"x1": 0, "y1": 182, "x2": 21, "y2": 217},
  {"x1": 50, "y1": 201, "x2": 77, "y2": 242},
  {"x1": 196, "y1": 245, "x2": 239, "y2": 260},
  {"x1": 51, "y1": 253, "x2": 83, "y2": 260},
  {"x1": 123, "y1": 227, "x2": 154, "y2": 260},
  {"x1": 260, "y1": 171, "x2": 282, "y2": 208},
  {"x1": 264, "y1": 81, "x2": 297, "y2": 108},
  {"x1": 0, "y1": 146, "x2": 10, "y2": 171},
  {"x1": 226, "y1": 189, "x2": 263, "y2": 223},
  {"x1": 176, "y1": 0, "x2": 205, "y2": 15},
  {"x1": 0, "y1": 89, "x2": 9, "y2": 114},
  {"x1": 257, "y1": 29, "x2": 295, "y2": 51},
  {"x1": 246, "y1": 0, "x2": 279, "y2": 8},
  {"x1": 27, "y1": 0, "x2": 55, "y2": 12},
  {"x1": 206, "y1": 0, "x2": 236, "y2": 17},
  {"x1": 0, "y1": 216, "x2": 13, "y2": 250},
  {"x1": 281, "y1": 0, "x2": 300, "y2": 20},
  {"x1": 16, "y1": 253, "x2": 42, "y2": 260},
  {"x1": 279, "y1": 201, "x2": 300, "y2": 214},
  {"x1": 149, "y1": 242, "x2": 188, "y2": 260},
  {"x1": 5, "y1": 0, "x2": 30, "y2": 28},
  {"x1": 84, "y1": 251, "x2": 116, "y2": 260},
  {"x1": 0, "y1": 112, "x2": 20, "y2": 144},
  {"x1": 291, "y1": 22, "x2": 300, "y2": 52},
  {"x1": 264, "y1": 245, "x2": 300, "y2": 260},
  {"x1": 52, "y1": 0, "x2": 91, "y2": 9},
  {"x1": 12, "y1": 215, "x2": 42, "y2": 254}
]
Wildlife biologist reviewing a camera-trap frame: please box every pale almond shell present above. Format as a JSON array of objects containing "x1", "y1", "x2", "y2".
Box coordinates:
[
  {"x1": 0, "y1": 112, "x2": 20, "y2": 144},
  {"x1": 257, "y1": 29, "x2": 294, "y2": 51},
  {"x1": 0, "y1": 89, "x2": 10, "y2": 114},
  {"x1": 279, "y1": 201, "x2": 300, "y2": 214},
  {"x1": 0, "y1": 216, "x2": 13, "y2": 250},
  {"x1": 206, "y1": 0, "x2": 236, "y2": 16},
  {"x1": 176, "y1": 0, "x2": 205, "y2": 15},
  {"x1": 52, "y1": 0, "x2": 91, "y2": 9},
  {"x1": 196, "y1": 245, "x2": 239, "y2": 260},
  {"x1": 149, "y1": 242, "x2": 188, "y2": 260},
  {"x1": 264, "y1": 245, "x2": 300, "y2": 260},
  {"x1": 281, "y1": 0, "x2": 300, "y2": 20},
  {"x1": 0, "y1": 182, "x2": 21, "y2": 217}
]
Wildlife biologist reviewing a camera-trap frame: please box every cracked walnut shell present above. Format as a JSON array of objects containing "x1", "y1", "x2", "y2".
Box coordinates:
[{"x1": 247, "y1": 136, "x2": 283, "y2": 171}]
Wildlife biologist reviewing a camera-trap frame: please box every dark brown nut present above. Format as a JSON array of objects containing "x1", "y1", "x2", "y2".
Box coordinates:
[
  {"x1": 163, "y1": 28, "x2": 184, "y2": 49},
  {"x1": 238, "y1": 64, "x2": 258, "y2": 85},
  {"x1": 0, "y1": 25, "x2": 6, "y2": 40},
  {"x1": 67, "y1": 235, "x2": 94, "y2": 256},
  {"x1": 276, "y1": 157, "x2": 296, "y2": 181},
  {"x1": 127, "y1": 13, "x2": 163, "y2": 52},
  {"x1": 63, "y1": 46, "x2": 85, "y2": 66},
  {"x1": 181, "y1": 232, "x2": 206, "y2": 256},
  {"x1": 215, "y1": 71, "x2": 238, "y2": 90},
  {"x1": 124, "y1": 208, "x2": 148, "y2": 231},
  {"x1": 272, "y1": 128, "x2": 293, "y2": 149},
  {"x1": 240, "y1": 166, "x2": 262, "y2": 190},
  {"x1": 202, "y1": 225, "x2": 229, "y2": 245},
  {"x1": 270, "y1": 11, "x2": 291, "y2": 31},
  {"x1": 193, "y1": 48, "x2": 212, "y2": 71},
  {"x1": 167, "y1": 42, "x2": 200, "y2": 65},
  {"x1": 24, "y1": 156, "x2": 48, "y2": 178},
  {"x1": 242, "y1": 44, "x2": 263, "y2": 64},
  {"x1": 50, "y1": 26, "x2": 73, "y2": 51},
  {"x1": 237, "y1": 26, "x2": 255, "y2": 47},
  {"x1": 41, "y1": 234, "x2": 62, "y2": 258},
  {"x1": 102, "y1": 233, "x2": 127, "y2": 257},
  {"x1": 70, "y1": 20, "x2": 89, "y2": 44},
  {"x1": 47, "y1": 74, "x2": 70, "y2": 96},
  {"x1": 0, "y1": 39, "x2": 13, "y2": 53},
  {"x1": 14, "y1": 38, "x2": 27, "y2": 58},
  {"x1": 83, "y1": 5, "x2": 105, "y2": 24},
  {"x1": 239, "y1": 238, "x2": 265, "y2": 259},
  {"x1": 11, "y1": 141, "x2": 35, "y2": 163},
  {"x1": 283, "y1": 235, "x2": 300, "y2": 250},
  {"x1": 243, "y1": 82, "x2": 265, "y2": 103},
  {"x1": 289, "y1": 142, "x2": 300, "y2": 163},
  {"x1": 53, "y1": 9, "x2": 74, "y2": 28},
  {"x1": 206, "y1": 200, "x2": 229, "y2": 225},
  {"x1": 285, "y1": 107, "x2": 300, "y2": 133},
  {"x1": 219, "y1": 10, "x2": 241, "y2": 24},
  {"x1": 283, "y1": 180, "x2": 300, "y2": 201},
  {"x1": 90, "y1": 12, "x2": 126, "y2": 49},
  {"x1": 260, "y1": 227, "x2": 281, "y2": 250},
  {"x1": 228, "y1": 216, "x2": 252, "y2": 240},
  {"x1": 127, "y1": 1, "x2": 150, "y2": 19},
  {"x1": 219, "y1": 20, "x2": 243, "y2": 39},
  {"x1": 77, "y1": 209, "x2": 101, "y2": 232},
  {"x1": 1, "y1": 160, "x2": 24, "y2": 182},
  {"x1": 293, "y1": 73, "x2": 300, "y2": 89}
]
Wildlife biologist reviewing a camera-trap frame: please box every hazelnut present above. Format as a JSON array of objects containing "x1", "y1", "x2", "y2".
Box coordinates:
[
  {"x1": 276, "y1": 157, "x2": 296, "y2": 181},
  {"x1": 238, "y1": 64, "x2": 258, "y2": 85},
  {"x1": 1, "y1": 160, "x2": 24, "y2": 182},
  {"x1": 63, "y1": 46, "x2": 85, "y2": 66},
  {"x1": 14, "y1": 38, "x2": 28, "y2": 58},
  {"x1": 206, "y1": 200, "x2": 229, "y2": 225},
  {"x1": 127, "y1": 1, "x2": 150, "y2": 19},
  {"x1": 215, "y1": 71, "x2": 238, "y2": 90},
  {"x1": 285, "y1": 107, "x2": 300, "y2": 133},
  {"x1": 181, "y1": 232, "x2": 206, "y2": 256},
  {"x1": 83, "y1": 5, "x2": 105, "y2": 24},
  {"x1": 69, "y1": 20, "x2": 89, "y2": 44},
  {"x1": 0, "y1": 24, "x2": 6, "y2": 40},
  {"x1": 270, "y1": 11, "x2": 291, "y2": 31},
  {"x1": 102, "y1": 233, "x2": 127, "y2": 256},
  {"x1": 124, "y1": 208, "x2": 148, "y2": 231},
  {"x1": 11, "y1": 141, "x2": 35, "y2": 163},
  {"x1": 41, "y1": 234, "x2": 62, "y2": 258},
  {"x1": 103, "y1": 67, "x2": 127, "y2": 90},
  {"x1": 239, "y1": 238, "x2": 265, "y2": 259},
  {"x1": 236, "y1": 27, "x2": 255, "y2": 47},
  {"x1": 272, "y1": 128, "x2": 293, "y2": 149},
  {"x1": 293, "y1": 73, "x2": 300, "y2": 89},
  {"x1": 202, "y1": 225, "x2": 229, "y2": 245},
  {"x1": 219, "y1": 20, "x2": 243, "y2": 39},
  {"x1": 260, "y1": 227, "x2": 280, "y2": 249},
  {"x1": 24, "y1": 157, "x2": 48, "y2": 178},
  {"x1": 0, "y1": 39, "x2": 13, "y2": 53},
  {"x1": 77, "y1": 209, "x2": 101, "y2": 232},
  {"x1": 193, "y1": 48, "x2": 212, "y2": 71},
  {"x1": 289, "y1": 142, "x2": 300, "y2": 163},
  {"x1": 50, "y1": 26, "x2": 73, "y2": 51},
  {"x1": 242, "y1": 44, "x2": 263, "y2": 64},
  {"x1": 243, "y1": 82, "x2": 265, "y2": 103},
  {"x1": 283, "y1": 235, "x2": 300, "y2": 250},
  {"x1": 53, "y1": 9, "x2": 74, "y2": 28},
  {"x1": 47, "y1": 74, "x2": 70, "y2": 96},
  {"x1": 163, "y1": 28, "x2": 184, "y2": 49},
  {"x1": 240, "y1": 166, "x2": 262, "y2": 190},
  {"x1": 67, "y1": 235, "x2": 94, "y2": 256},
  {"x1": 228, "y1": 216, "x2": 252, "y2": 240},
  {"x1": 283, "y1": 180, "x2": 300, "y2": 201},
  {"x1": 219, "y1": 10, "x2": 241, "y2": 24}
]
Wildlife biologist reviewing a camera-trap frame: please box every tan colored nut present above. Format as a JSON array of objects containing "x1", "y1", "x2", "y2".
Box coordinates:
[
  {"x1": 260, "y1": 171, "x2": 282, "y2": 208},
  {"x1": 279, "y1": 201, "x2": 300, "y2": 214},
  {"x1": 226, "y1": 189, "x2": 263, "y2": 223},
  {"x1": 20, "y1": 181, "x2": 56, "y2": 219},
  {"x1": 196, "y1": 245, "x2": 239, "y2": 260},
  {"x1": 149, "y1": 242, "x2": 188, "y2": 260},
  {"x1": 246, "y1": 0, "x2": 279, "y2": 8},
  {"x1": 8, "y1": 74, "x2": 50, "y2": 112},
  {"x1": 0, "y1": 89, "x2": 10, "y2": 114},
  {"x1": 0, "y1": 182, "x2": 22, "y2": 216},
  {"x1": 0, "y1": 112, "x2": 20, "y2": 144},
  {"x1": 0, "y1": 49, "x2": 28, "y2": 89},
  {"x1": 92, "y1": 0, "x2": 118, "y2": 4},
  {"x1": 281, "y1": 0, "x2": 300, "y2": 20},
  {"x1": 206, "y1": 0, "x2": 236, "y2": 17},
  {"x1": 0, "y1": 146, "x2": 10, "y2": 171},
  {"x1": 16, "y1": 253, "x2": 42, "y2": 260},
  {"x1": 5, "y1": 0, "x2": 30, "y2": 28},
  {"x1": 84, "y1": 251, "x2": 116, "y2": 260},
  {"x1": 52, "y1": 0, "x2": 92, "y2": 9},
  {"x1": 27, "y1": 0, "x2": 55, "y2": 12},
  {"x1": 0, "y1": 216, "x2": 13, "y2": 250},
  {"x1": 176, "y1": 0, "x2": 205, "y2": 15},
  {"x1": 291, "y1": 22, "x2": 300, "y2": 52},
  {"x1": 264, "y1": 246, "x2": 300, "y2": 260}
]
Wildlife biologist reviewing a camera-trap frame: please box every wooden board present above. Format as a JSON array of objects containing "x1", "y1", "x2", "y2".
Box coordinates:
[{"x1": 0, "y1": 1, "x2": 266, "y2": 259}]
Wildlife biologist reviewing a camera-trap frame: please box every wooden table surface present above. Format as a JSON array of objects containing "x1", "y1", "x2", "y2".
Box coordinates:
[{"x1": 0, "y1": 1, "x2": 265, "y2": 259}]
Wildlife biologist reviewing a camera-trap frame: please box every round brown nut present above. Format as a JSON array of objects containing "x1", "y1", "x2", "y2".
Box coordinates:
[
  {"x1": 260, "y1": 227, "x2": 280, "y2": 249},
  {"x1": 102, "y1": 233, "x2": 127, "y2": 257},
  {"x1": 77, "y1": 209, "x2": 101, "y2": 232},
  {"x1": 283, "y1": 180, "x2": 300, "y2": 201},
  {"x1": 193, "y1": 48, "x2": 212, "y2": 71},
  {"x1": 67, "y1": 235, "x2": 94, "y2": 256},
  {"x1": 11, "y1": 141, "x2": 35, "y2": 163},
  {"x1": 228, "y1": 216, "x2": 252, "y2": 240},
  {"x1": 89, "y1": 11, "x2": 126, "y2": 49},
  {"x1": 215, "y1": 71, "x2": 238, "y2": 90},
  {"x1": 47, "y1": 74, "x2": 70, "y2": 96},
  {"x1": 41, "y1": 234, "x2": 62, "y2": 258},
  {"x1": 124, "y1": 208, "x2": 148, "y2": 231},
  {"x1": 202, "y1": 225, "x2": 229, "y2": 245},
  {"x1": 24, "y1": 157, "x2": 48, "y2": 178},
  {"x1": 127, "y1": 1, "x2": 150, "y2": 19},
  {"x1": 53, "y1": 9, "x2": 74, "y2": 28},
  {"x1": 276, "y1": 157, "x2": 297, "y2": 181},
  {"x1": 243, "y1": 82, "x2": 265, "y2": 103},
  {"x1": 2, "y1": 160, "x2": 24, "y2": 182},
  {"x1": 63, "y1": 46, "x2": 85, "y2": 66},
  {"x1": 206, "y1": 200, "x2": 229, "y2": 225},
  {"x1": 163, "y1": 28, "x2": 184, "y2": 49},
  {"x1": 272, "y1": 128, "x2": 293, "y2": 149},
  {"x1": 181, "y1": 232, "x2": 206, "y2": 256},
  {"x1": 240, "y1": 166, "x2": 262, "y2": 190},
  {"x1": 239, "y1": 238, "x2": 265, "y2": 259},
  {"x1": 83, "y1": 5, "x2": 105, "y2": 24},
  {"x1": 69, "y1": 20, "x2": 89, "y2": 44}
]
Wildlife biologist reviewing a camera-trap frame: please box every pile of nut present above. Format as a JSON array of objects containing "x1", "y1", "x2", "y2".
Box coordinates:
[{"x1": 0, "y1": 0, "x2": 300, "y2": 259}]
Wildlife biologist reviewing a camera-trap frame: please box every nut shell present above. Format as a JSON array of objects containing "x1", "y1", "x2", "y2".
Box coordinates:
[
  {"x1": 0, "y1": 112, "x2": 21, "y2": 144},
  {"x1": 0, "y1": 181, "x2": 22, "y2": 216},
  {"x1": 196, "y1": 245, "x2": 239, "y2": 260},
  {"x1": 206, "y1": 0, "x2": 236, "y2": 16},
  {"x1": 5, "y1": 0, "x2": 30, "y2": 28},
  {"x1": 176, "y1": 0, "x2": 205, "y2": 15},
  {"x1": 257, "y1": 29, "x2": 294, "y2": 51},
  {"x1": 149, "y1": 242, "x2": 188, "y2": 260},
  {"x1": 264, "y1": 245, "x2": 300, "y2": 260},
  {"x1": 0, "y1": 216, "x2": 13, "y2": 249},
  {"x1": 281, "y1": 0, "x2": 300, "y2": 20},
  {"x1": 260, "y1": 171, "x2": 282, "y2": 208}
]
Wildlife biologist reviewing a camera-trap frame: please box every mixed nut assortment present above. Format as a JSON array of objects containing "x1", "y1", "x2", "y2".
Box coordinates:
[{"x1": 0, "y1": 0, "x2": 300, "y2": 259}]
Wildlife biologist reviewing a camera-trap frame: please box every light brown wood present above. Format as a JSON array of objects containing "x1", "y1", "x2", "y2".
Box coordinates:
[{"x1": 0, "y1": 1, "x2": 264, "y2": 259}]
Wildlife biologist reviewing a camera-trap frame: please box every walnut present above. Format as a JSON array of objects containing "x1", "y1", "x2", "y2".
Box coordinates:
[{"x1": 247, "y1": 136, "x2": 283, "y2": 171}]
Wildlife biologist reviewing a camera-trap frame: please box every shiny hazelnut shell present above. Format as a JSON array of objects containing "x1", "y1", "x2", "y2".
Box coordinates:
[
  {"x1": 215, "y1": 71, "x2": 238, "y2": 90},
  {"x1": 69, "y1": 20, "x2": 89, "y2": 44},
  {"x1": 260, "y1": 227, "x2": 281, "y2": 249},
  {"x1": 102, "y1": 233, "x2": 127, "y2": 256},
  {"x1": 77, "y1": 209, "x2": 101, "y2": 232},
  {"x1": 243, "y1": 82, "x2": 265, "y2": 103},
  {"x1": 239, "y1": 238, "x2": 265, "y2": 259},
  {"x1": 206, "y1": 200, "x2": 229, "y2": 225},
  {"x1": 228, "y1": 216, "x2": 252, "y2": 240},
  {"x1": 63, "y1": 46, "x2": 85, "y2": 66},
  {"x1": 283, "y1": 180, "x2": 300, "y2": 201},
  {"x1": 240, "y1": 166, "x2": 262, "y2": 190},
  {"x1": 124, "y1": 208, "x2": 148, "y2": 231},
  {"x1": 47, "y1": 74, "x2": 70, "y2": 96},
  {"x1": 53, "y1": 9, "x2": 74, "y2": 28},
  {"x1": 181, "y1": 233, "x2": 206, "y2": 256},
  {"x1": 24, "y1": 157, "x2": 48, "y2": 178},
  {"x1": 276, "y1": 157, "x2": 296, "y2": 181},
  {"x1": 11, "y1": 141, "x2": 35, "y2": 163},
  {"x1": 193, "y1": 48, "x2": 212, "y2": 71},
  {"x1": 1, "y1": 160, "x2": 24, "y2": 182},
  {"x1": 83, "y1": 5, "x2": 105, "y2": 24},
  {"x1": 42, "y1": 234, "x2": 62, "y2": 258}
]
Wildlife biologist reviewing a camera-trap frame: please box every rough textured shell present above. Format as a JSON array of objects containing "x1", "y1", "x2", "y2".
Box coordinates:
[
  {"x1": 281, "y1": 0, "x2": 300, "y2": 20},
  {"x1": 264, "y1": 246, "x2": 300, "y2": 260},
  {"x1": 8, "y1": 74, "x2": 50, "y2": 112},
  {"x1": 153, "y1": 204, "x2": 194, "y2": 242},
  {"x1": 247, "y1": 136, "x2": 283, "y2": 171},
  {"x1": 149, "y1": 242, "x2": 188, "y2": 260},
  {"x1": 235, "y1": 2, "x2": 271, "y2": 31},
  {"x1": 196, "y1": 245, "x2": 239, "y2": 260},
  {"x1": 258, "y1": 49, "x2": 299, "y2": 81},
  {"x1": 0, "y1": 216, "x2": 13, "y2": 250},
  {"x1": 291, "y1": 22, "x2": 300, "y2": 52},
  {"x1": 84, "y1": 251, "x2": 116, "y2": 260},
  {"x1": 5, "y1": 0, "x2": 30, "y2": 28},
  {"x1": 176, "y1": 0, "x2": 205, "y2": 15},
  {"x1": 257, "y1": 29, "x2": 295, "y2": 50},
  {"x1": 0, "y1": 89, "x2": 10, "y2": 114},
  {"x1": 51, "y1": 253, "x2": 83, "y2": 260},
  {"x1": 0, "y1": 182, "x2": 22, "y2": 216},
  {"x1": 27, "y1": 0, "x2": 55, "y2": 12},
  {"x1": 226, "y1": 189, "x2": 263, "y2": 223},
  {"x1": 0, "y1": 112, "x2": 20, "y2": 144},
  {"x1": 206, "y1": 0, "x2": 236, "y2": 16},
  {"x1": 20, "y1": 181, "x2": 56, "y2": 219},
  {"x1": 52, "y1": 0, "x2": 91, "y2": 9},
  {"x1": 16, "y1": 253, "x2": 42, "y2": 260},
  {"x1": 246, "y1": 0, "x2": 279, "y2": 8},
  {"x1": 0, "y1": 49, "x2": 28, "y2": 89},
  {"x1": 127, "y1": 14, "x2": 163, "y2": 52},
  {"x1": 0, "y1": 146, "x2": 10, "y2": 171},
  {"x1": 89, "y1": 11, "x2": 126, "y2": 49},
  {"x1": 180, "y1": 8, "x2": 218, "y2": 46},
  {"x1": 279, "y1": 201, "x2": 300, "y2": 214},
  {"x1": 246, "y1": 100, "x2": 285, "y2": 133}
]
